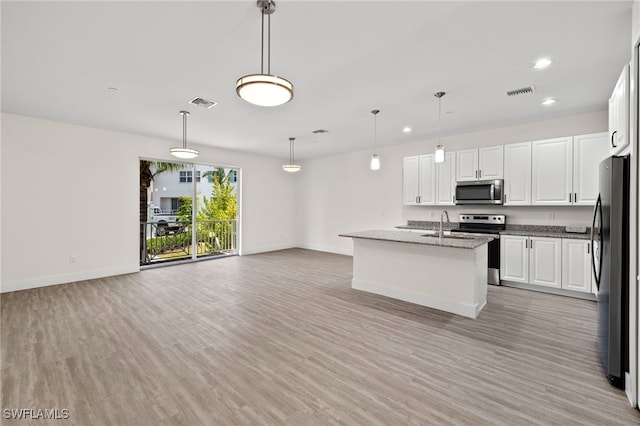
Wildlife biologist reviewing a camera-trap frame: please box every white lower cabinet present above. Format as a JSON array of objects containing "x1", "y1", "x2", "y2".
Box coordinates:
[
  {"x1": 500, "y1": 235, "x2": 529, "y2": 283},
  {"x1": 500, "y1": 235, "x2": 561, "y2": 289},
  {"x1": 529, "y1": 237, "x2": 562, "y2": 288},
  {"x1": 561, "y1": 239, "x2": 592, "y2": 293}
]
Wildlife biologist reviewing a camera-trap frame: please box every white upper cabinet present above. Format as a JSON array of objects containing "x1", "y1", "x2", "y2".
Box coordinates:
[
  {"x1": 609, "y1": 64, "x2": 629, "y2": 155},
  {"x1": 456, "y1": 149, "x2": 479, "y2": 181},
  {"x1": 403, "y1": 156, "x2": 420, "y2": 205},
  {"x1": 531, "y1": 137, "x2": 573, "y2": 205},
  {"x1": 403, "y1": 155, "x2": 435, "y2": 205},
  {"x1": 456, "y1": 145, "x2": 503, "y2": 182},
  {"x1": 419, "y1": 154, "x2": 436, "y2": 205},
  {"x1": 573, "y1": 132, "x2": 609, "y2": 205},
  {"x1": 435, "y1": 152, "x2": 456, "y2": 205},
  {"x1": 403, "y1": 153, "x2": 454, "y2": 206},
  {"x1": 561, "y1": 239, "x2": 592, "y2": 293},
  {"x1": 478, "y1": 146, "x2": 504, "y2": 180},
  {"x1": 503, "y1": 142, "x2": 532, "y2": 205}
]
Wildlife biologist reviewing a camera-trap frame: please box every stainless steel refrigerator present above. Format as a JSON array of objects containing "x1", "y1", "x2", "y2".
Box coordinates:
[{"x1": 591, "y1": 155, "x2": 629, "y2": 388}]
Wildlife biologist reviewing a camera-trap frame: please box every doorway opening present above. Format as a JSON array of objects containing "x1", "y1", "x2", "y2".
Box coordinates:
[{"x1": 139, "y1": 159, "x2": 239, "y2": 266}]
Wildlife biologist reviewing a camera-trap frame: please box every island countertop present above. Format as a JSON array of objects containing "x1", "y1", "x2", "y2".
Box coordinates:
[{"x1": 339, "y1": 230, "x2": 493, "y2": 249}]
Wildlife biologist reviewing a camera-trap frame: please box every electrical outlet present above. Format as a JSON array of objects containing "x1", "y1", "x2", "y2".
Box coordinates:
[
  {"x1": 69, "y1": 255, "x2": 77, "y2": 263},
  {"x1": 429, "y1": 211, "x2": 435, "y2": 218},
  {"x1": 547, "y1": 212, "x2": 554, "y2": 220}
]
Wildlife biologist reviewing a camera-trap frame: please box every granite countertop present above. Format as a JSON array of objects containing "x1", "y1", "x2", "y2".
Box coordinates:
[
  {"x1": 398, "y1": 221, "x2": 457, "y2": 231},
  {"x1": 397, "y1": 221, "x2": 591, "y2": 240},
  {"x1": 499, "y1": 229, "x2": 591, "y2": 240},
  {"x1": 339, "y1": 230, "x2": 493, "y2": 249}
]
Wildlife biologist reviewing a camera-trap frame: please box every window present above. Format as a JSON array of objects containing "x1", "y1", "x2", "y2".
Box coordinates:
[
  {"x1": 230, "y1": 170, "x2": 237, "y2": 183},
  {"x1": 179, "y1": 171, "x2": 201, "y2": 183}
]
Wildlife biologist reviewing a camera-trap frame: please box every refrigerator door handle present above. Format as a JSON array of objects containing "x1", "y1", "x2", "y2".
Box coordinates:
[
  {"x1": 611, "y1": 130, "x2": 618, "y2": 148},
  {"x1": 590, "y1": 194, "x2": 603, "y2": 290}
]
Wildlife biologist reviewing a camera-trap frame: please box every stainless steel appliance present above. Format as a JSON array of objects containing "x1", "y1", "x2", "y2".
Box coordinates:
[
  {"x1": 450, "y1": 214, "x2": 506, "y2": 285},
  {"x1": 455, "y1": 179, "x2": 504, "y2": 205},
  {"x1": 590, "y1": 155, "x2": 629, "y2": 388}
]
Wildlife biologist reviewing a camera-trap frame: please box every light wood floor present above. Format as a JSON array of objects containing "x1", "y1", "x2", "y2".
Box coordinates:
[{"x1": 2, "y1": 248, "x2": 638, "y2": 425}]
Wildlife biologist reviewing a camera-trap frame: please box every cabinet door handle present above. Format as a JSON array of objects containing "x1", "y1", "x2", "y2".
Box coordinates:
[
  {"x1": 475, "y1": 170, "x2": 478, "y2": 179},
  {"x1": 611, "y1": 130, "x2": 618, "y2": 148},
  {"x1": 525, "y1": 239, "x2": 528, "y2": 249},
  {"x1": 479, "y1": 170, "x2": 482, "y2": 179},
  {"x1": 574, "y1": 193, "x2": 577, "y2": 203},
  {"x1": 587, "y1": 244, "x2": 590, "y2": 254},
  {"x1": 530, "y1": 239, "x2": 533, "y2": 249},
  {"x1": 569, "y1": 192, "x2": 572, "y2": 202}
]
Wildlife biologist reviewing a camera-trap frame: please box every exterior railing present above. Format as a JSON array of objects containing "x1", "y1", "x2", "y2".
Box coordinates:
[{"x1": 140, "y1": 219, "x2": 237, "y2": 265}]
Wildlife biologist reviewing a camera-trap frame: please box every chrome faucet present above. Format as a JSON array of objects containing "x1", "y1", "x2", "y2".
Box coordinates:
[{"x1": 439, "y1": 210, "x2": 450, "y2": 239}]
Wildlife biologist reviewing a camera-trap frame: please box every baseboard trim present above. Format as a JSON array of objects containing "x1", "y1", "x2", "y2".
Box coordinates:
[
  {"x1": 1, "y1": 265, "x2": 140, "y2": 293},
  {"x1": 501, "y1": 280, "x2": 597, "y2": 301},
  {"x1": 352, "y1": 278, "x2": 483, "y2": 319},
  {"x1": 296, "y1": 243, "x2": 352, "y2": 256},
  {"x1": 625, "y1": 372, "x2": 636, "y2": 407},
  {"x1": 241, "y1": 243, "x2": 297, "y2": 256}
]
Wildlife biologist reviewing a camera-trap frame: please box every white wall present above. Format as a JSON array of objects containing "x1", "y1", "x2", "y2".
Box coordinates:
[
  {"x1": 296, "y1": 110, "x2": 608, "y2": 255},
  {"x1": 1, "y1": 113, "x2": 297, "y2": 292}
]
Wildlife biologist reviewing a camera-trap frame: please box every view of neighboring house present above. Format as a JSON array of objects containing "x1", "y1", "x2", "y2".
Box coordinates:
[{"x1": 149, "y1": 165, "x2": 238, "y2": 216}]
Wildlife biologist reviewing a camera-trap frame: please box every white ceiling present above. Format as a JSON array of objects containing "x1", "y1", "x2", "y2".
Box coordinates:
[{"x1": 1, "y1": 1, "x2": 633, "y2": 160}]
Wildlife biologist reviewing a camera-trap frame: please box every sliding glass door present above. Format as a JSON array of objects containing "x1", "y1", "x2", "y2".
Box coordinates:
[{"x1": 140, "y1": 159, "x2": 239, "y2": 266}]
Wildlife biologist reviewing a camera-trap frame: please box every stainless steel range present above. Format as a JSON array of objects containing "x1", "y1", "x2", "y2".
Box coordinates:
[{"x1": 450, "y1": 214, "x2": 506, "y2": 285}]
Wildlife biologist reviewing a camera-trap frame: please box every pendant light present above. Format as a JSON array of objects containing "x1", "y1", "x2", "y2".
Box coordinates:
[
  {"x1": 283, "y1": 137, "x2": 301, "y2": 172},
  {"x1": 236, "y1": 0, "x2": 294, "y2": 107},
  {"x1": 170, "y1": 111, "x2": 199, "y2": 159},
  {"x1": 370, "y1": 109, "x2": 381, "y2": 170},
  {"x1": 434, "y1": 91, "x2": 446, "y2": 163}
]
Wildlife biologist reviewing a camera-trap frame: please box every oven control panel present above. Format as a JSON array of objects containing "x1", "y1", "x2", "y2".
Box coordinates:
[{"x1": 458, "y1": 214, "x2": 505, "y2": 225}]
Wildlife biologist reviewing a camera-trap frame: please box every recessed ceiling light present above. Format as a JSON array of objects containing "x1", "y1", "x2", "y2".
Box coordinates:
[
  {"x1": 403, "y1": 126, "x2": 412, "y2": 133},
  {"x1": 107, "y1": 87, "x2": 119, "y2": 92},
  {"x1": 541, "y1": 98, "x2": 558, "y2": 106},
  {"x1": 532, "y1": 58, "x2": 552, "y2": 69}
]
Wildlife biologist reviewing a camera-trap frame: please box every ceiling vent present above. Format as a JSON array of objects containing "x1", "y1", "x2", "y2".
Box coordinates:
[
  {"x1": 312, "y1": 129, "x2": 329, "y2": 134},
  {"x1": 506, "y1": 86, "x2": 535, "y2": 97},
  {"x1": 189, "y1": 97, "x2": 218, "y2": 109}
]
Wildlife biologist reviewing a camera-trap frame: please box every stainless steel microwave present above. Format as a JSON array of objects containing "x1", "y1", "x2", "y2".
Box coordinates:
[{"x1": 455, "y1": 179, "x2": 504, "y2": 205}]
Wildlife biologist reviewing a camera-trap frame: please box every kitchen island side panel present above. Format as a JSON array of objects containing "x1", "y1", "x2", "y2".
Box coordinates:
[{"x1": 351, "y1": 238, "x2": 488, "y2": 318}]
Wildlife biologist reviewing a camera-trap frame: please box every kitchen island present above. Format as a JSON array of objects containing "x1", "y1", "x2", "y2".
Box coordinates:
[{"x1": 339, "y1": 230, "x2": 494, "y2": 319}]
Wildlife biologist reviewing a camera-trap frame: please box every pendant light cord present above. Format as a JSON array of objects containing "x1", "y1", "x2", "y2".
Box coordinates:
[
  {"x1": 260, "y1": 0, "x2": 273, "y2": 75},
  {"x1": 371, "y1": 109, "x2": 380, "y2": 153},
  {"x1": 374, "y1": 113, "x2": 377, "y2": 151},
  {"x1": 434, "y1": 91, "x2": 446, "y2": 147},
  {"x1": 181, "y1": 111, "x2": 189, "y2": 149},
  {"x1": 438, "y1": 97, "x2": 442, "y2": 134},
  {"x1": 289, "y1": 137, "x2": 295, "y2": 164},
  {"x1": 267, "y1": 0, "x2": 271, "y2": 75},
  {"x1": 260, "y1": 3, "x2": 265, "y2": 74}
]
